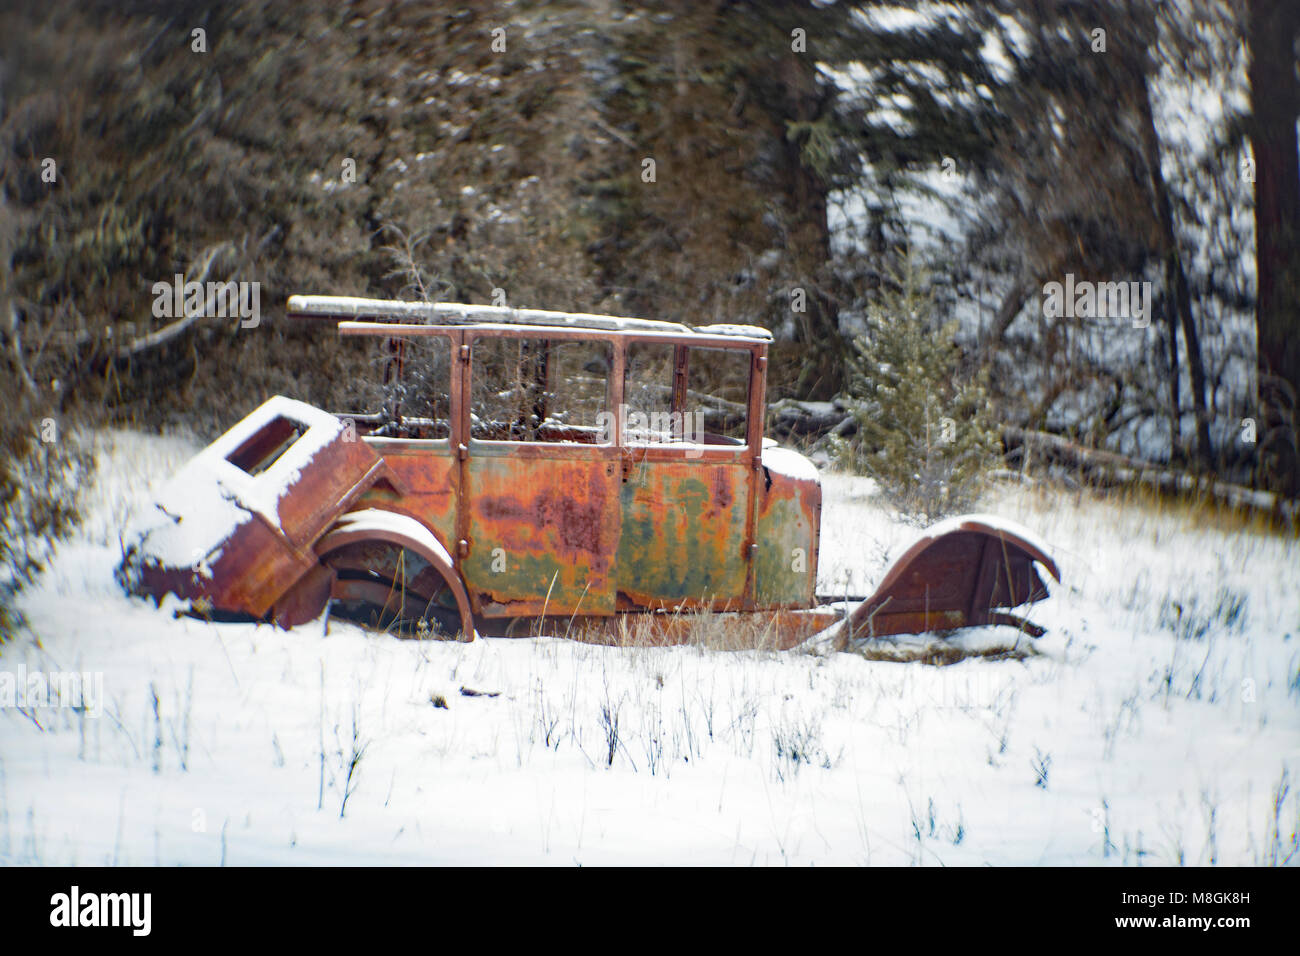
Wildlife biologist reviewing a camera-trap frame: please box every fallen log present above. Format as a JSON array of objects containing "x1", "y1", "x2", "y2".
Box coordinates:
[
  {"x1": 1003, "y1": 426, "x2": 1299, "y2": 524},
  {"x1": 766, "y1": 398, "x2": 855, "y2": 440},
  {"x1": 760, "y1": 399, "x2": 1298, "y2": 523}
]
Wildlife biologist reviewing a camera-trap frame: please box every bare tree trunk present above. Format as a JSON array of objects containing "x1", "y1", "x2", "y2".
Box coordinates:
[
  {"x1": 1132, "y1": 10, "x2": 1212, "y2": 470},
  {"x1": 1248, "y1": 0, "x2": 1300, "y2": 497},
  {"x1": 781, "y1": 37, "x2": 843, "y2": 400}
]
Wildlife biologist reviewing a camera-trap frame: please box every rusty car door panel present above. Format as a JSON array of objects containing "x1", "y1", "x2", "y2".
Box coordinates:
[
  {"x1": 615, "y1": 450, "x2": 751, "y2": 610},
  {"x1": 461, "y1": 441, "x2": 621, "y2": 616}
]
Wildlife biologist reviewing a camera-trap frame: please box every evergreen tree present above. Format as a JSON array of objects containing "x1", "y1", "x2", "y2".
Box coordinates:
[{"x1": 840, "y1": 258, "x2": 1000, "y2": 523}]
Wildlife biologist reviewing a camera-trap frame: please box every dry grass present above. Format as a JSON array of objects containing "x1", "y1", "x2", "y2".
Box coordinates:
[
  {"x1": 1000, "y1": 468, "x2": 1298, "y2": 540},
  {"x1": 518, "y1": 608, "x2": 796, "y2": 653},
  {"x1": 483, "y1": 604, "x2": 1041, "y2": 665}
]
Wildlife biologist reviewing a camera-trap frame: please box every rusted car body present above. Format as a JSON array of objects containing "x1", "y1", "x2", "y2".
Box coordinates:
[{"x1": 119, "y1": 297, "x2": 1058, "y2": 648}]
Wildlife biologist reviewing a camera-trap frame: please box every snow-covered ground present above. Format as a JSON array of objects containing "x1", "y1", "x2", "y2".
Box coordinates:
[{"x1": 1, "y1": 431, "x2": 1297, "y2": 865}]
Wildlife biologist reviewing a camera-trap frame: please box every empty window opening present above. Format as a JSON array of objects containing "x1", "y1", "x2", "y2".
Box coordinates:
[
  {"x1": 689, "y1": 347, "x2": 750, "y2": 444},
  {"x1": 329, "y1": 335, "x2": 453, "y2": 440},
  {"x1": 470, "y1": 337, "x2": 611, "y2": 443},
  {"x1": 225, "y1": 416, "x2": 306, "y2": 476},
  {"x1": 625, "y1": 342, "x2": 750, "y2": 446}
]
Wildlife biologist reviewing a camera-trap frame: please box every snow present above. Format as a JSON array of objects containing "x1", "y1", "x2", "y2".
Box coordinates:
[
  {"x1": 3, "y1": 433, "x2": 1298, "y2": 865},
  {"x1": 762, "y1": 446, "x2": 821, "y2": 484},
  {"x1": 289, "y1": 295, "x2": 435, "y2": 320},
  {"x1": 293, "y1": 296, "x2": 695, "y2": 335},
  {"x1": 123, "y1": 454, "x2": 248, "y2": 579},
  {"x1": 694, "y1": 324, "x2": 772, "y2": 341}
]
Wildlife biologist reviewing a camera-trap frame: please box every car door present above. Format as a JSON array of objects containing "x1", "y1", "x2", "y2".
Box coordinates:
[
  {"x1": 458, "y1": 331, "x2": 621, "y2": 617},
  {"x1": 615, "y1": 341, "x2": 757, "y2": 610}
]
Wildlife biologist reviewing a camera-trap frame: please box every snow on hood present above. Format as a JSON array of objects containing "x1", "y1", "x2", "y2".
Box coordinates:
[{"x1": 762, "y1": 446, "x2": 820, "y2": 484}]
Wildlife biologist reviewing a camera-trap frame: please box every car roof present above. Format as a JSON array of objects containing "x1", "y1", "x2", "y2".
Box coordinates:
[{"x1": 286, "y1": 295, "x2": 773, "y2": 343}]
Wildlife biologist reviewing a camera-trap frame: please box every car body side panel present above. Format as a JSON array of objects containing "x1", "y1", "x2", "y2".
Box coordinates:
[
  {"x1": 754, "y1": 466, "x2": 820, "y2": 608},
  {"x1": 355, "y1": 439, "x2": 459, "y2": 550}
]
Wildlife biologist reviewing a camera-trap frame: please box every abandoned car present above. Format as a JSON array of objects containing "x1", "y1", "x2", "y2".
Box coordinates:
[{"x1": 118, "y1": 297, "x2": 1059, "y2": 649}]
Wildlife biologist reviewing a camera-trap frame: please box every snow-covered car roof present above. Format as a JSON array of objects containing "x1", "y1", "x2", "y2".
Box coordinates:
[{"x1": 287, "y1": 295, "x2": 774, "y2": 342}]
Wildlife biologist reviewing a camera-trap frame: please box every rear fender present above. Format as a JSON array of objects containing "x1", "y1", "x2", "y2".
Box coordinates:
[{"x1": 314, "y1": 509, "x2": 476, "y2": 640}]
